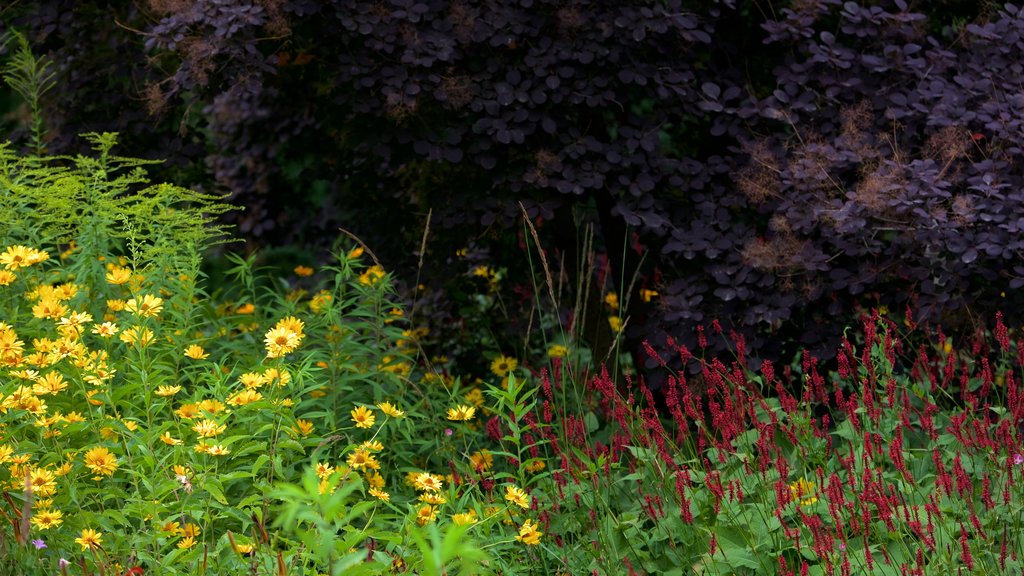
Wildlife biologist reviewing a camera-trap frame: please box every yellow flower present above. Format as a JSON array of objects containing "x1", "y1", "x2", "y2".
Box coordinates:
[
  {"x1": 639, "y1": 288, "x2": 658, "y2": 303},
  {"x1": 505, "y1": 485, "x2": 530, "y2": 509},
  {"x1": 361, "y1": 440, "x2": 384, "y2": 452},
  {"x1": 183, "y1": 345, "x2": 209, "y2": 360},
  {"x1": 0, "y1": 270, "x2": 15, "y2": 285},
  {"x1": 608, "y1": 315, "x2": 622, "y2": 333},
  {"x1": 238, "y1": 372, "x2": 268, "y2": 389},
  {"x1": 83, "y1": 447, "x2": 118, "y2": 476},
  {"x1": 420, "y1": 492, "x2": 447, "y2": 505},
  {"x1": 789, "y1": 477, "x2": 818, "y2": 507},
  {"x1": 294, "y1": 265, "x2": 314, "y2": 277},
  {"x1": 33, "y1": 372, "x2": 67, "y2": 395},
  {"x1": 364, "y1": 470, "x2": 385, "y2": 489},
  {"x1": 490, "y1": 355, "x2": 517, "y2": 378},
  {"x1": 525, "y1": 459, "x2": 546, "y2": 473},
  {"x1": 31, "y1": 508, "x2": 63, "y2": 530},
  {"x1": 198, "y1": 399, "x2": 225, "y2": 414},
  {"x1": 464, "y1": 387, "x2": 485, "y2": 408},
  {"x1": 516, "y1": 519, "x2": 542, "y2": 545},
  {"x1": 119, "y1": 326, "x2": 154, "y2": 347},
  {"x1": 263, "y1": 367, "x2": 290, "y2": 386},
  {"x1": 293, "y1": 419, "x2": 314, "y2": 437},
  {"x1": 234, "y1": 542, "x2": 255, "y2": 554},
  {"x1": 125, "y1": 294, "x2": 164, "y2": 318},
  {"x1": 75, "y1": 528, "x2": 103, "y2": 551},
  {"x1": 32, "y1": 299, "x2": 66, "y2": 320},
  {"x1": 451, "y1": 510, "x2": 478, "y2": 526},
  {"x1": 348, "y1": 246, "x2": 364, "y2": 260},
  {"x1": 346, "y1": 449, "x2": 379, "y2": 470},
  {"x1": 206, "y1": 444, "x2": 231, "y2": 456},
  {"x1": 236, "y1": 303, "x2": 255, "y2": 315},
  {"x1": 192, "y1": 419, "x2": 226, "y2": 438},
  {"x1": 315, "y1": 462, "x2": 336, "y2": 479},
  {"x1": 469, "y1": 450, "x2": 493, "y2": 472},
  {"x1": 415, "y1": 504, "x2": 437, "y2": 526},
  {"x1": 309, "y1": 290, "x2": 333, "y2": 313},
  {"x1": 105, "y1": 266, "x2": 132, "y2": 285},
  {"x1": 106, "y1": 299, "x2": 126, "y2": 312},
  {"x1": 376, "y1": 401, "x2": 405, "y2": 418},
  {"x1": 369, "y1": 488, "x2": 390, "y2": 502},
  {"x1": 547, "y1": 344, "x2": 569, "y2": 358},
  {"x1": 28, "y1": 467, "x2": 57, "y2": 497},
  {"x1": 227, "y1": 390, "x2": 263, "y2": 406},
  {"x1": 160, "y1": 432, "x2": 183, "y2": 446},
  {"x1": 413, "y1": 472, "x2": 443, "y2": 493},
  {"x1": 155, "y1": 385, "x2": 182, "y2": 397},
  {"x1": 264, "y1": 325, "x2": 302, "y2": 358},
  {"x1": 351, "y1": 405, "x2": 376, "y2": 429},
  {"x1": 0, "y1": 245, "x2": 48, "y2": 270},
  {"x1": 91, "y1": 322, "x2": 119, "y2": 337},
  {"x1": 358, "y1": 265, "x2": 386, "y2": 286},
  {"x1": 447, "y1": 404, "x2": 476, "y2": 421},
  {"x1": 175, "y1": 403, "x2": 201, "y2": 419},
  {"x1": 177, "y1": 536, "x2": 196, "y2": 549},
  {"x1": 604, "y1": 292, "x2": 618, "y2": 309}
]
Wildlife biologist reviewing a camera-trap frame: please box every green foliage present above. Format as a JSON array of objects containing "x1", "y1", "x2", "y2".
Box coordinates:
[{"x1": 0, "y1": 29, "x2": 55, "y2": 153}]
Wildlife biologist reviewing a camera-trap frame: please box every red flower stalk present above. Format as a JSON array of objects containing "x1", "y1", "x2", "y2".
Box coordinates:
[
  {"x1": 995, "y1": 311, "x2": 1010, "y2": 352},
  {"x1": 960, "y1": 524, "x2": 974, "y2": 569}
]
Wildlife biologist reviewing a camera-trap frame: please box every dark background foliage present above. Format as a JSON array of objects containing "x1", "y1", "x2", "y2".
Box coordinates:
[{"x1": 2, "y1": 0, "x2": 1018, "y2": 381}]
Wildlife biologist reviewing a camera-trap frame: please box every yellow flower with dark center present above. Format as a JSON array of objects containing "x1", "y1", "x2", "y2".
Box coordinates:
[
  {"x1": 413, "y1": 472, "x2": 443, "y2": 493},
  {"x1": 490, "y1": 355, "x2": 517, "y2": 378},
  {"x1": 32, "y1": 299, "x2": 66, "y2": 320},
  {"x1": 315, "y1": 462, "x2": 335, "y2": 479},
  {"x1": 29, "y1": 467, "x2": 57, "y2": 497},
  {"x1": 31, "y1": 508, "x2": 63, "y2": 530},
  {"x1": 447, "y1": 404, "x2": 476, "y2": 421},
  {"x1": 376, "y1": 401, "x2": 405, "y2": 418},
  {"x1": 198, "y1": 399, "x2": 225, "y2": 414},
  {"x1": 183, "y1": 345, "x2": 209, "y2": 360},
  {"x1": 264, "y1": 326, "x2": 301, "y2": 358},
  {"x1": 516, "y1": 519, "x2": 542, "y2": 545},
  {"x1": 351, "y1": 406, "x2": 376, "y2": 429},
  {"x1": 125, "y1": 294, "x2": 164, "y2": 318},
  {"x1": 91, "y1": 322, "x2": 118, "y2": 338},
  {"x1": 415, "y1": 504, "x2": 437, "y2": 526},
  {"x1": 505, "y1": 485, "x2": 530, "y2": 509},
  {"x1": 83, "y1": 447, "x2": 118, "y2": 476},
  {"x1": 346, "y1": 449, "x2": 379, "y2": 470},
  {"x1": 75, "y1": 528, "x2": 103, "y2": 551}
]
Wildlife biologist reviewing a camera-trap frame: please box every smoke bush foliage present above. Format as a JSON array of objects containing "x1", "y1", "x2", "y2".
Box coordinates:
[{"x1": 3, "y1": 0, "x2": 1023, "y2": 368}]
